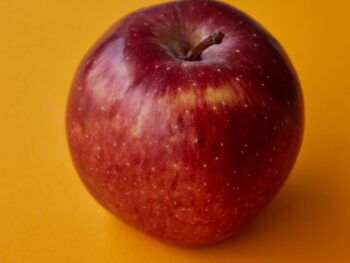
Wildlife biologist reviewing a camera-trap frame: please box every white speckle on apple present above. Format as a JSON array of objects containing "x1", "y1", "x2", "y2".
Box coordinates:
[
  {"x1": 220, "y1": 142, "x2": 224, "y2": 147},
  {"x1": 212, "y1": 105, "x2": 217, "y2": 111},
  {"x1": 203, "y1": 182, "x2": 208, "y2": 187},
  {"x1": 240, "y1": 150, "x2": 245, "y2": 154},
  {"x1": 166, "y1": 66, "x2": 171, "y2": 71},
  {"x1": 234, "y1": 170, "x2": 237, "y2": 174},
  {"x1": 113, "y1": 142, "x2": 117, "y2": 147},
  {"x1": 253, "y1": 33, "x2": 257, "y2": 37},
  {"x1": 226, "y1": 183, "x2": 231, "y2": 187},
  {"x1": 203, "y1": 164, "x2": 207, "y2": 168},
  {"x1": 78, "y1": 107, "x2": 82, "y2": 111},
  {"x1": 151, "y1": 167, "x2": 155, "y2": 171},
  {"x1": 235, "y1": 49, "x2": 240, "y2": 53},
  {"x1": 84, "y1": 134, "x2": 89, "y2": 139},
  {"x1": 235, "y1": 77, "x2": 240, "y2": 81},
  {"x1": 253, "y1": 43, "x2": 258, "y2": 47},
  {"x1": 244, "y1": 104, "x2": 248, "y2": 108},
  {"x1": 78, "y1": 86, "x2": 82, "y2": 91},
  {"x1": 244, "y1": 143, "x2": 248, "y2": 148},
  {"x1": 261, "y1": 83, "x2": 265, "y2": 87},
  {"x1": 154, "y1": 64, "x2": 159, "y2": 69},
  {"x1": 216, "y1": 68, "x2": 221, "y2": 72},
  {"x1": 126, "y1": 162, "x2": 130, "y2": 166},
  {"x1": 215, "y1": 156, "x2": 219, "y2": 161},
  {"x1": 204, "y1": 208, "x2": 209, "y2": 212},
  {"x1": 107, "y1": 183, "x2": 114, "y2": 191}
]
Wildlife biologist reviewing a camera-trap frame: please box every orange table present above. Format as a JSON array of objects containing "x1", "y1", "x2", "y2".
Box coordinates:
[{"x1": 1, "y1": 1, "x2": 349, "y2": 262}]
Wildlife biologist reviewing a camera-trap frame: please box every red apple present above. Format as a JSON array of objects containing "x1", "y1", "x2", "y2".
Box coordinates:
[{"x1": 66, "y1": 0, "x2": 303, "y2": 246}]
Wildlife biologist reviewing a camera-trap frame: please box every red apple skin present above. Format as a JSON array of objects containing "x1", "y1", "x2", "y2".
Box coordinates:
[{"x1": 66, "y1": 0, "x2": 303, "y2": 246}]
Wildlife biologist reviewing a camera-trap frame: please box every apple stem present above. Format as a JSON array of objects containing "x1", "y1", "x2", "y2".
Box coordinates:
[{"x1": 186, "y1": 32, "x2": 225, "y2": 61}]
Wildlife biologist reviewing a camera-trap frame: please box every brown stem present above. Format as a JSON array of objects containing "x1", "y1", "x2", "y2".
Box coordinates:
[{"x1": 186, "y1": 32, "x2": 225, "y2": 61}]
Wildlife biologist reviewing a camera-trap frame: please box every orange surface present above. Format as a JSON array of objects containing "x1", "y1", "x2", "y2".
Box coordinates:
[{"x1": 1, "y1": 0, "x2": 349, "y2": 262}]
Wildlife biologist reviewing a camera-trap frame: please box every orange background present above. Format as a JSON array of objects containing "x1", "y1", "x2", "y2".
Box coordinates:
[{"x1": 1, "y1": 0, "x2": 349, "y2": 262}]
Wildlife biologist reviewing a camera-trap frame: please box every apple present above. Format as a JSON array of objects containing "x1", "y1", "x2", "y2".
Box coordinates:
[{"x1": 66, "y1": 0, "x2": 303, "y2": 246}]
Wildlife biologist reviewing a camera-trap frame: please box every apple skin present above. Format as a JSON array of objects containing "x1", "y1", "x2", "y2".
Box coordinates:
[{"x1": 66, "y1": 0, "x2": 303, "y2": 246}]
